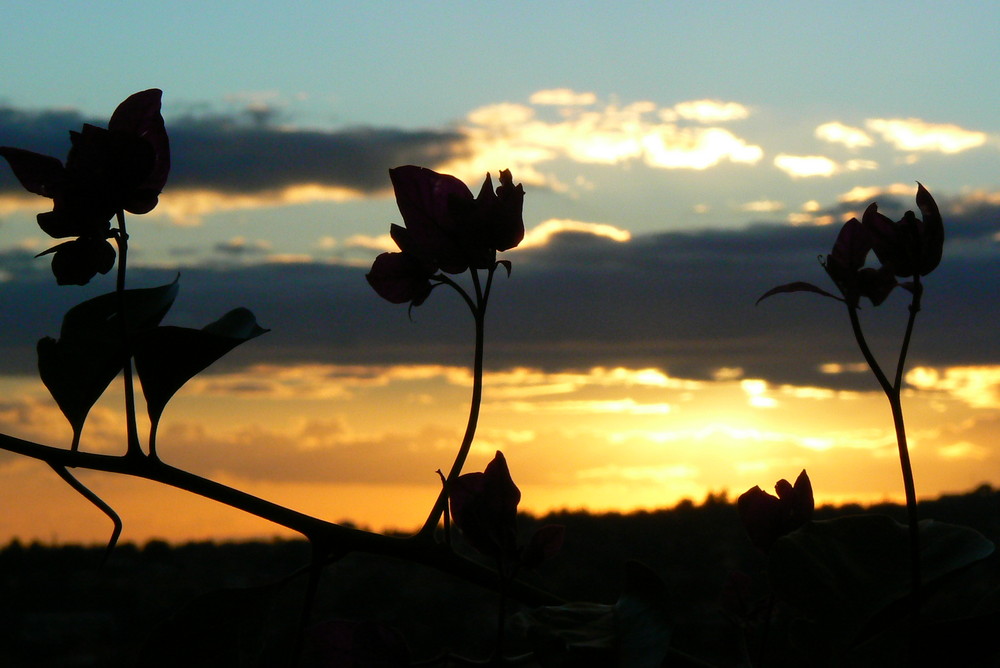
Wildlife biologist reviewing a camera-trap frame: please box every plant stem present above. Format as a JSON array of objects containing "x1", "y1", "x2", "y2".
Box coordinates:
[
  {"x1": 419, "y1": 268, "x2": 489, "y2": 537},
  {"x1": 847, "y1": 300, "x2": 921, "y2": 654},
  {"x1": 49, "y1": 463, "x2": 122, "y2": 566},
  {"x1": 114, "y1": 211, "x2": 142, "y2": 459},
  {"x1": 0, "y1": 431, "x2": 561, "y2": 607}
]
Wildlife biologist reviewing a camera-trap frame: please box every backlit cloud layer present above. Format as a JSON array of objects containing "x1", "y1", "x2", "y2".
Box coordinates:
[
  {"x1": 1, "y1": 190, "x2": 996, "y2": 390},
  {"x1": 2, "y1": 95, "x2": 993, "y2": 231}
]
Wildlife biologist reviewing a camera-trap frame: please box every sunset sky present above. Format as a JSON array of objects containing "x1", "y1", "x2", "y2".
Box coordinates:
[{"x1": 1, "y1": 1, "x2": 998, "y2": 544}]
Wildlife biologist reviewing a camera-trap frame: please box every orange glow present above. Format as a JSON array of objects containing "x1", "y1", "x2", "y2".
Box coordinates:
[{"x1": 1, "y1": 363, "x2": 999, "y2": 544}]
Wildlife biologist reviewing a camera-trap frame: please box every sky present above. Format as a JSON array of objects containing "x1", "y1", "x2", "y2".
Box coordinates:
[{"x1": 0, "y1": 1, "x2": 998, "y2": 544}]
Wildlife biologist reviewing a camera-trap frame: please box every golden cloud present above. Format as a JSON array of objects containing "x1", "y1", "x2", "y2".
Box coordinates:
[
  {"x1": 529, "y1": 89, "x2": 598, "y2": 106},
  {"x1": 905, "y1": 366, "x2": 1000, "y2": 409},
  {"x1": 672, "y1": 100, "x2": 750, "y2": 123},
  {"x1": 865, "y1": 118, "x2": 988, "y2": 153},
  {"x1": 773, "y1": 154, "x2": 839, "y2": 178},
  {"x1": 437, "y1": 95, "x2": 764, "y2": 190},
  {"x1": 520, "y1": 219, "x2": 632, "y2": 248},
  {"x1": 815, "y1": 122, "x2": 874, "y2": 148},
  {"x1": 154, "y1": 184, "x2": 369, "y2": 226}
]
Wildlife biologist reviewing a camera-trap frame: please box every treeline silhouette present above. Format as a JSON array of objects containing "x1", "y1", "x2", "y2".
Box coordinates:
[{"x1": 3, "y1": 485, "x2": 999, "y2": 667}]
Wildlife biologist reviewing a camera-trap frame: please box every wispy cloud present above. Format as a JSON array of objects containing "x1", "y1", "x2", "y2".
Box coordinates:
[
  {"x1": 865, "y1": 118, "x2": 988, "y2": 153},
  {"x1": 773, "y1": 154, "x2": 839, "y2": 178},
  {"x1": 669, "y1": 100, "x2": 750, "y2": 123},
  {"x1": 815, "y1": 122, "x2": 874, "y2": 149},
  {"x1": 529, "y1": 89, "x2": 598, "y2": 106}
]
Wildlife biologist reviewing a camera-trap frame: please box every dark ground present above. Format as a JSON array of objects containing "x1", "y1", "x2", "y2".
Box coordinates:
[{"x1": 2, "y1": 485, "x2": 999, "y2": 667}]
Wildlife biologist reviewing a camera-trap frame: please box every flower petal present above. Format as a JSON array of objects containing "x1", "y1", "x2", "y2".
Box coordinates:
[
  {"x1": 915, "y1": 182, "x2": 943, "y2": 275},
  {"x1": 0, "y1": 147, "x2": 65, "y2": 198},
  {"x1": 108, "y1": 88, "x2": 170, "y2": 196},
  {"x1": 365, "y1": 252, "x2": 433, "y2": 305}
]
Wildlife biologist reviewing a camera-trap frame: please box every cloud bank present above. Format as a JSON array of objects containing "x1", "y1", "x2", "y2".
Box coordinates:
[{"x1": 1, "y1": 191, "x2": 996, "y2": 391}]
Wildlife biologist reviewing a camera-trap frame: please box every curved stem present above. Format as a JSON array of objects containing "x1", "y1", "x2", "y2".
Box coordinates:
[
  {"x1": 49, "y1": 463, "x2": 123, "y2": 567},
  {"x1": 419, "y1": 293, "x2": 486, "y2": 537},
  {"x1": 894, "y1": 277, "x2": 923, "y2": 393},
  {"x1": 114, "y1": 211, "x2": 142, "y2": 458},
  {"x1": 0, "y1": 431, "x2": 561, "y2": 608},
  {"x1": 846, "y1": 305, "x2": 893, "y2": 396},
  {"x1": 847, "y1": 299, "x2": 921, "y2": 654}
]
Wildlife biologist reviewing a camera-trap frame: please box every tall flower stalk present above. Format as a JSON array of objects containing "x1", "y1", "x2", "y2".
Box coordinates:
[
  {"x1": 758, "y1": 184, "x2": 944, "y2": 644},
  {"x1": 366, "y1": 165, "x2": 525, "y2": 538}
]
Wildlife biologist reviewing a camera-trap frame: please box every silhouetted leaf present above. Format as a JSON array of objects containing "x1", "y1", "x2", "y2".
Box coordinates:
[
  {"x1": 769, "y1": 514, "x2": 994, "y2": 658},
  {"x1": 134, "y1": 308, "x2": 268, "y2": 430},
  {"x1": 60, "y1": 278, "x2": 179, "y2": 342},
  {"x1": 37, "y1": 279, "x2": 179, "y2": 441},
  {"x1": 514, "y1": 561, "x2": 671, "y2": 668},
  {"x1": 37, "y1": 336, "x2": 121, "y2": 445},
  {"x1": 756, "y1": 281, "x2": 844, "y2": 305}
]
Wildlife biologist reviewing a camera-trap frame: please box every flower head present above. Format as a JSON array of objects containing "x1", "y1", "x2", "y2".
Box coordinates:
[
  {"x1": 450, "y1": 451, "x2": 522, "y2": 560},
  {"x1": 820, "y1": 218, "x2": 897, "y2": 307},
  {"x1": 449, "y1": 451, "x2": 564, "y2": 567},
  {"x1": 755, "y1": 188, "x2": 950, "y2": 308},
  {"x1": 366, "y1": 166, "x2": 524, "y2": 306},
  {"x1": 862, "y1": 183, "x2": 943, "y2": 277},
  {"x1": 0, "y1": 89, "x2": 170, "y2": 284},
  {"x1": 737, "y1": 469, "x2": 813, "y2": 553}
]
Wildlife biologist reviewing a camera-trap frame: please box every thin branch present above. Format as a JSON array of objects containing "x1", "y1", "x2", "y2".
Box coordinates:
[
  {"x1": 893, "y1": 277, "x2": 923, "y2": 393},
  {"x1": 0, "y1": 431, "x2": 560, "y2": 607},
  {"x1": 113, "y1": 211, "x2": 142, "y2": 459},
  {"x1": 49, "y1": 463, "x2": 122, "y2": 567}
]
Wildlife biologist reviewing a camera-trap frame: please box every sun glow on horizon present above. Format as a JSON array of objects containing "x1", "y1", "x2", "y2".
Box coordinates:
[{"x1": 2, "y1": 360, "x2": 998, "y2": 543}]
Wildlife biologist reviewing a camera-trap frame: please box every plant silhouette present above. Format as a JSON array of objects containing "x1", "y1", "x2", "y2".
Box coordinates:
[{"x1": 1, "y1": 90, "x2": 998, "y2": 667}]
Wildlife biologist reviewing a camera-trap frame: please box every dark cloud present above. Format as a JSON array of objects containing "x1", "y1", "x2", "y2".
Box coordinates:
[
  {"x1": 0, "y1": 103, "x2": 469, "y2": 196},
  {"x1": 1, "y1": 204, "x2": 996, "y2": 390}
]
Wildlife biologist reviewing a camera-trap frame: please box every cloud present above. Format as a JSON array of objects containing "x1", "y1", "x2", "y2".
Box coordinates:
[
  {"x1": 865, "y1": 118, "x2": 988, "y2": 153},
  {"x1": 0, "y1": 190, "x2": 997, "y2": 391},
  {"x1": 520, "y1": 219, "x2": 632, "y2": 248},
  {"x1": 0, "y1": 102, "x2": 466, "y2": 223},
  {"x1": 214, "y1": 236, "x2": 272, "y2": 256},
  {"x1": 815, "y1": 122, "x2": 874, "y2": 149},
  {"x1": 905, "y1": 366, "x2": 1000, "y2": 409},
  {"x1": 670, "y1": 100, "x2": 750, "y2": 123},
  {"x1": 436, "y1": 94, "x2": 763, "y2": 189},
  {"x1": 741, "y1": 199, "x2": 785, "y2": 213},
  {"x1": 773, "y1": 154, "x2": 839, "y2": 178},
  {"x1": 529, "y1": 89, "x2": 597, "y2": 106}
]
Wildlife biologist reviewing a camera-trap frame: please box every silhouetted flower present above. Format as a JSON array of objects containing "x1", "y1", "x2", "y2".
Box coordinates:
[
  {"x1": 450, "y1": 451, "x2": 522, "y2": 560},
  {"x1": 366, "y1": 166, "x2": 524, "y2": 305},
  {"x1": 757, "y1": 215, "x2": 896, "y2": 308},
  {"x1": 757, "y1": 185, "x2": 943, "y2": 309},
  {"x1": 738, "y1": 470, "x2": 813, "y2": 553},
  {"x1": 449, "y1": 451, "x2": 564, "y2": 569},
  {"x1": 821, "y1": 217, "x2": 898, "y2": 307},
  {"x1": 0, "y1": 89, "x2": 169, "y2": 284},
  {"x1": 366, "y1": 251, "x2": 435, "y2": 305},
  {"x1": 862, "y1": 183, "x2": 943, "y2": 278}
]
